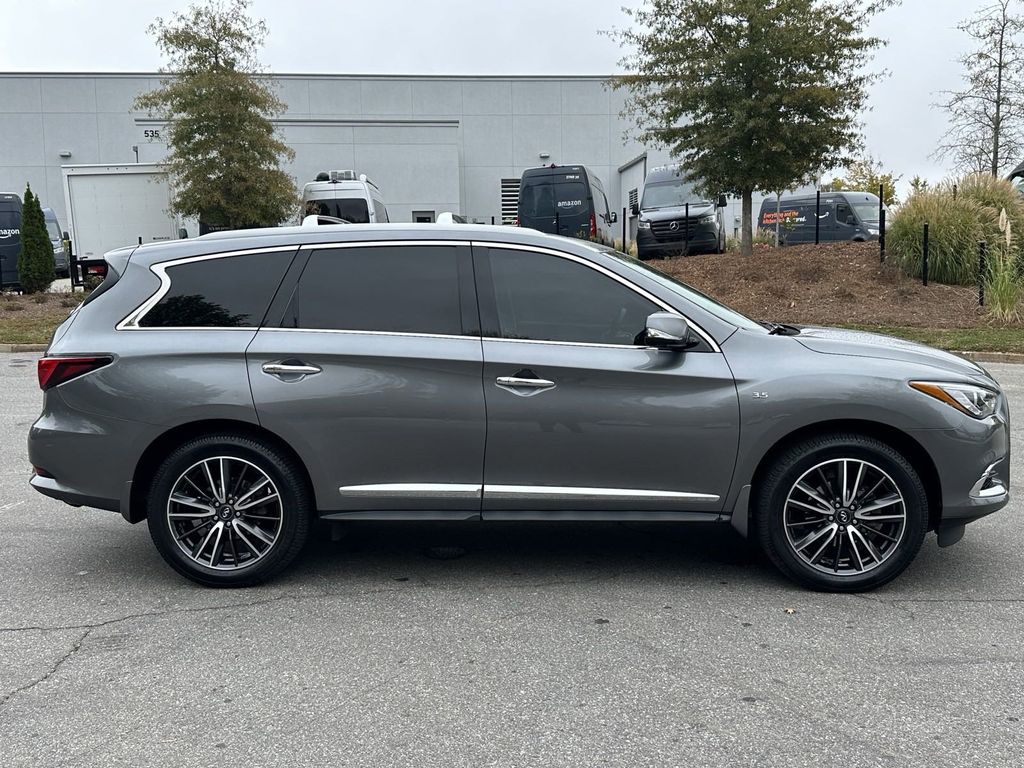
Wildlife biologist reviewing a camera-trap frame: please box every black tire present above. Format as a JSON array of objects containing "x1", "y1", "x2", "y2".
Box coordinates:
[
  {"x1": 754, "y1": 433, "x2": 927, "y2": 592},
  {"x1": 146, "y1": 433, "x2": 311, "y2": 587}
]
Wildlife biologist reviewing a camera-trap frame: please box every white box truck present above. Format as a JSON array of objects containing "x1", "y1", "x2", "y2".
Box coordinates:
[{"x1": 61, "y1": 164, "x2": 194, "y2": 260}]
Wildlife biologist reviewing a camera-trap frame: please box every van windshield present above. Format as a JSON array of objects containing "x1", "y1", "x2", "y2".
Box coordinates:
[
  {"x1": 641, "y1": 180, "x2": 708, "y2": 209},
  {"x1": 851, "y1": 201, "x2": 880, "y2": 224},
  {"x1": 46, "y1": 220, "x2": 61, "y2": 241},
  {"x1": 306, "y1": 198, "x2": 370, "y2": 224}
]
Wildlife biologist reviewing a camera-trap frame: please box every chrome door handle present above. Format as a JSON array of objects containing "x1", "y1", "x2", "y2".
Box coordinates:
[
  {"x1": 262, "y1": 362, "x2": 322, "y2": 376},
  {"x1": 496, "y1": 376, "x2": 555, "y2": 389}
]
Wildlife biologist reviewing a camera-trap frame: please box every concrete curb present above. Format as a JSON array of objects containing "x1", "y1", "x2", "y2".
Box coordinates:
[
  {"x1": 0, "y1": 344, "x2": 48, "y2": 353},
  {"x1": 957, "y1": 351, "x2": 1024, "y2": 365}
]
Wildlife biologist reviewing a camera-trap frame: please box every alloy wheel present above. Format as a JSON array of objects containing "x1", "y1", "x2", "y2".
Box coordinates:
[
  {"x1": 166, "y1": 456, "x2": 283, "y2": 570},
  {"x1": 783, "y1": 458, "x2": 907, "y2": 575}
]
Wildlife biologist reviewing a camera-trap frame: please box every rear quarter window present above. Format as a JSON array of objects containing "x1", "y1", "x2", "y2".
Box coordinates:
[{"x1": 140, "y1": 250, "x2": 293, "y2": 328}]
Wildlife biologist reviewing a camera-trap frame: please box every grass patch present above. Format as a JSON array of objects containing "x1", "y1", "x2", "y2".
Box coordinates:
[
  {"x1": 0, "y1": 293, "x2": 78, "y2": 345},
  {"x1": 841, "y1": 324, "x2": 1024, "y2": 354}
]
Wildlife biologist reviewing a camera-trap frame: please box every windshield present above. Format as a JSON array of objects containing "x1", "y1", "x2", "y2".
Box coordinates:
[
  {"x1": 851, "y1": 201, "x2": 880, "y2": 224},
  {"x1": 596, "y1": 246, "x2": 764, "y2": 331},
  {"x1": 640, "y1": 180, "x2": 709, "y2": 210},
  {"x1": 46, "y1": 220, "x2": 61, "y2": 241},
  {"x1": 306, "y1": 198, "x2": 370, "y2": 224}
]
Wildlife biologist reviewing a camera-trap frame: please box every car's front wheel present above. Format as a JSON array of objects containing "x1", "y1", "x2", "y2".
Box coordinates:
[
  {"x1": 755, "y1": 434, "x2": 928, "y2": 591},
  {"x1": 146, "y1": 433, "x2": 311, "y2": 587}
]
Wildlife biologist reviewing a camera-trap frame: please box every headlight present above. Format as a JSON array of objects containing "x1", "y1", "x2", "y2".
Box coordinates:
[
  {"x1": 910, "y1": 381, "x2": 999, "y2": 419},
  {"x1": 867, "y1": 227, "x2": 879, "y2": 235},
  {"x1": 638, "y1": 219, "x2": 651, "y2": 230},
  {"x1": 700, "y1": 214, "x2": 716, "y2": 224}
]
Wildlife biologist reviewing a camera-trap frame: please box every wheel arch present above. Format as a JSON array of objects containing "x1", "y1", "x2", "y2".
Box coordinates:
[
  {"x1": 745, "y1": 419, "x2": 942, "y2": 533},
  {"x1": 127, "y1": 419, "x2": 316, "y2": 524}
]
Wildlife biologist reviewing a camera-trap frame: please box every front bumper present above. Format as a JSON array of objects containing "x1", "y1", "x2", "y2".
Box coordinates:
[{"x1": 637, "y1": 223, "x2": 719, "y2": 256}]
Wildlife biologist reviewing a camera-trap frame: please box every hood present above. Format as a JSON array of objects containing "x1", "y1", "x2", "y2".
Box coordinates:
[
  {"x1": 639, "y1": 203, "x2": 715, "y2": 221},
  {"x1": 795, "y1": 326, "x2": 989, "y2": 381}
]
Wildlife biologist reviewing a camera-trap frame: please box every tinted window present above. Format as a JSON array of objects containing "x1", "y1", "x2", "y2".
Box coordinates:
[
  {"x1": 553, "y1": 182, "x2": 588, "y2": 215},
  {"x1": 307, "y1": 198, "x2": 370, "y2": 224},
  {"x1": 141, "y1": 251, "x2": 292, "y2": 327},
  {"x1": 485, "y1": 248, "x2": 657, "y2": 345},
  {"x1": 292, "y1": 246, "x2": 463, "y2": 335}
]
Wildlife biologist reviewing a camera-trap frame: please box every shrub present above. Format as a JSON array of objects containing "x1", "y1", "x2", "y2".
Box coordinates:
[
  {"x1": 727, "y1": 228, "x2": 776, "y2": 252},
  {"x1": 888, "y1": 191, "x2": 990, "y2": 285},
  {"x1": 984, "y1": 249, "x2": 1022, "y2": 322},
  {"x1": 947, "y1": 173, "x2": 1024, "y2": 270},
  {"x1": 16, "y1": 185, "x2": 55, "y2": 294}
]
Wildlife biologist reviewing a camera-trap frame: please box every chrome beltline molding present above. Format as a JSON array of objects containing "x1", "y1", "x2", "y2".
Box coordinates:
[{"x1": 338, "y1": 482, "x2": 719, "y2": 503}]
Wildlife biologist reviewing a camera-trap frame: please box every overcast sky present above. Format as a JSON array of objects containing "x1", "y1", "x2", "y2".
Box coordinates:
[{"x1": 0, "y1": 0, "x2": 997, "y2": 191}]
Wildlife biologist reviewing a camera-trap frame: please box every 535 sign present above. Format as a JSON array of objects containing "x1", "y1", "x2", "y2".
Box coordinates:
[{"x1": 142, "y1": 128, "x2": 163, "y2": 141}]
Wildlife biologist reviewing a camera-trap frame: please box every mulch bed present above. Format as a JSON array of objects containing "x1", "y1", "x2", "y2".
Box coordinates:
[{"x1": 655, "y1": 242, "x2": 991, "y2": 328}]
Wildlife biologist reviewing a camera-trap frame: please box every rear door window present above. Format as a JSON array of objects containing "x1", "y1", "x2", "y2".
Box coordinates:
[
  {"x1": 140, "y1": 251, "x2": 294, "y2": 327},
  {"x1": 289, "y1": 245, "x2": 465, "y2": 335},
  {"x1": 553, "y1": 181, "x2": 588, "y2": 216}
]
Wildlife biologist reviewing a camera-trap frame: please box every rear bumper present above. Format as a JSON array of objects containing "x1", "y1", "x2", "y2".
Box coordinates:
[{"x1": 28, "y1": 390, "x2": 155, "y2": 522}]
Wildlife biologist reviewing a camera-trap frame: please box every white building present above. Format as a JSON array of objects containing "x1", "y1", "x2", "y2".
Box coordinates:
[{"x1": 0, "y1": 72, "x2": 750, "y2": 236}]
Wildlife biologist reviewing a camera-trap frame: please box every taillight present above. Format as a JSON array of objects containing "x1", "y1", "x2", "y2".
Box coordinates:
[
  {"x1": 589, "y1": 213, "x2": 597, "y2": 238},
  {"x1": 37, "y1": 356, "x2": 113, "y2": 391}
]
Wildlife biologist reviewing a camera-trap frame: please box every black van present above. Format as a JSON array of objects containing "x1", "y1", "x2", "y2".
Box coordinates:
[
  {"x1": 758, "y1": 191, "x2": 882, "y2": 246},
  {"x1": 634, "y1": 165, "x2": 729, "y2": 259},
  {"x1": 518, "y1": 165, "x2": 617, "y2": 244},
  {"x1": 0, "y1": 193, "x2": 22, "y2": 289}
]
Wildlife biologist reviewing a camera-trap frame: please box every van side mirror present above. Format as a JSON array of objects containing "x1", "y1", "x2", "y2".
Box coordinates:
[
  {"x1": 178, "y1": 227, "x2": 188, "y2": 239},
  {"x1": 643, "y1": 312, "x2": 697, "y2": 351},
  {"x1": 718, "y1": 194, "x2": 728, "y2": 208},
  {"x1": 631, "y1": 203, "x2": 639, "y2": 216},
  {"x1": 62, "y1": 230, "x2": 70, "y2": 241},
  {"x1": 609, "y1": 211, "x2": 618, "y2": 224}
]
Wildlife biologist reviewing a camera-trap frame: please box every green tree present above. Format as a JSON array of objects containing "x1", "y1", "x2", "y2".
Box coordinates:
[
  {"x1": 608, "y1": 0, "x2": 892, "y2": 256},
  {"x1": 134, "y1": 0, "x2": 296, "y2": 230},
  {"x1": 16, "y1": 185, "x2": 54, "y2": 294},
  {"x1": 826, "y1": 156, "x2": 901, "y2": 206}
]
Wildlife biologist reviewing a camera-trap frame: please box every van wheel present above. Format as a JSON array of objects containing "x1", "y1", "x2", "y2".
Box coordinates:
[
  {"x1": 146, "y1": 434, "x2": 311, "y2": 587},
  {"x1": 754, "y1": 434, "x2": 927, "y2": 592}
]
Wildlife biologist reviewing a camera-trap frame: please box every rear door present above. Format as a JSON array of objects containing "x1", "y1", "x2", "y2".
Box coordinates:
[
  {"x1": 247, "y1": 241, "x2": 486, "y2": 515},
  {"x1": 0, "y1": 199, "x2": 21, "y2": 287}
]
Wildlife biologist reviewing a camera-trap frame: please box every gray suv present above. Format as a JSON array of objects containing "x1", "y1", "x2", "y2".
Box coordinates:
[{"x1": 28, "y1": 224, "x2": 1010, "y2": 590}]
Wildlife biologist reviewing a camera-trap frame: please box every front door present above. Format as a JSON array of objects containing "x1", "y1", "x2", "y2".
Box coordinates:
[
  {"x1": 248, "y1": 242, "x2": 486, "y2": 514},
  {"x1": 473, "y1": 244, "x2": 739, "y2": 516}
]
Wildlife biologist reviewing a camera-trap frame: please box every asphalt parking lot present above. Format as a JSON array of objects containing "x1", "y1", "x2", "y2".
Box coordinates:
[{"x1": 1, "y1": 353, "x2": 1021, "y2": 767}]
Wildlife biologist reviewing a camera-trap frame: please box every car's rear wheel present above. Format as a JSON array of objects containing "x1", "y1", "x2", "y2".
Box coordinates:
[
  {"x1": 146, "y1": 434, "x2": 311, "y2": 587},
  {"x1": 755, "y1": 434, "x2": 928, "y2": 592}
]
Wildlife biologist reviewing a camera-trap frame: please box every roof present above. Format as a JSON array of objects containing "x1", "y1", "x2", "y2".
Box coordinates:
[{"x1": 123, "y1": 222, "x2": 592, "y2": 265}]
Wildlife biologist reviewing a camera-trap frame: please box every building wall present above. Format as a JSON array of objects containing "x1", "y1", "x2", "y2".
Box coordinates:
[{"x1": 0, "y1": 73, "x2": 768, "y2": 236}]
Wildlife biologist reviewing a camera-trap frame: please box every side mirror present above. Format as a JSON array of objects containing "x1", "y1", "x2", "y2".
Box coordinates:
[
  {"x1": 718, "y1": 194, "x2": 728, "y2": 208},
  {"x1": 630, "y1": 203, "x2": 639, "y2": 216},
  {"x1": 643, "y1": 312, "x2": 696, "y2": 350},
  {"x1": 610, "y1": 211, "x2": 618, "y2": 224},
  {"x1": 62, "y1": 230, "x2": 70, "y2": 240},
  {"x1": 178, "y1": 227, "x2": 188, "y2": 239}
]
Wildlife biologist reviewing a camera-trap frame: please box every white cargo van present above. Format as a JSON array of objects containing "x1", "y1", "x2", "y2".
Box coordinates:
[{"x1": 301, "y1": 170, "x2": 389, "y2": 224}]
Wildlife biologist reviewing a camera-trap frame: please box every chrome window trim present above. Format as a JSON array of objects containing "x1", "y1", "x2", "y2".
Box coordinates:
[
  {"x1": 116, "y1": 246, "x2": 298, "y2": 331},
  {"x1": 115, "y1": 238, "x2": 721, "y2": 352},
  {"x1": 471, "y1": 240, "x2": 721, "y2": 352},
  {"x1": 260, "y1": 327, "x2": 475, "y2": 341}
]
